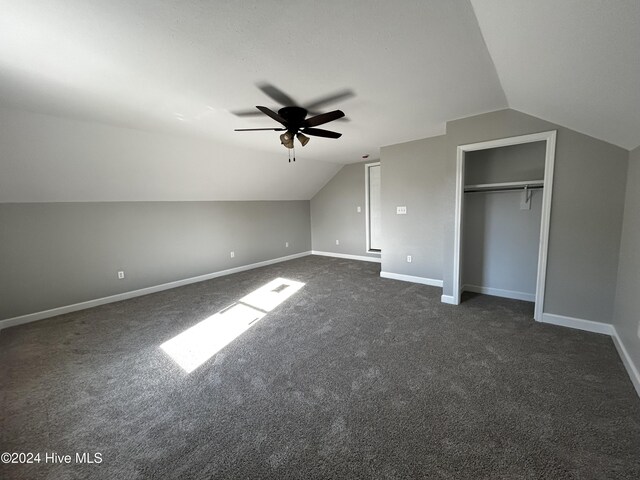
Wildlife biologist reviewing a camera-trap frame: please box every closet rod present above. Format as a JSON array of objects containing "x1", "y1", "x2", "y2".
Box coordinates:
[{"x1": 464, "y1": 185, "x2": 544, "y2": 194}]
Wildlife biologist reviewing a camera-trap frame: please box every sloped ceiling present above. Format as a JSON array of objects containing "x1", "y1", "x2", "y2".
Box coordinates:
[
  {"x1": 0, "y1": 1, "x2": 637, "y2": 202},
  {"x1": 471, "y1": 0, "x2": 640, "y2": 150},
  {"x1": 0, "y1": 0, "x2": 506, "y2": 201}
]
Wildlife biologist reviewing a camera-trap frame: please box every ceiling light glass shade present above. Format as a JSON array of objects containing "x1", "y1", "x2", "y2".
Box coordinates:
[
  {"x1": 297, "y1": 133, "x2": 310, "y2": 147},
  {"x1": 280, "y1": 133, "x2": 294, "y2": 149}
]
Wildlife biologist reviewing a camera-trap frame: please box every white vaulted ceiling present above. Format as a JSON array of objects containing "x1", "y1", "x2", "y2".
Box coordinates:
[
  {"x1": 0, "y1": 0, "x2": 638, "y2": 201},
  {"x1": 470, "y1": 0, "x2": 640, "y2": 151}
]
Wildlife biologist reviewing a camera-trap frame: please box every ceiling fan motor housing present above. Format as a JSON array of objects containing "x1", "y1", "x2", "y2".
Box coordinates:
[{"x1": 278, "y1": 106, "x2": 308, "y2": 132}]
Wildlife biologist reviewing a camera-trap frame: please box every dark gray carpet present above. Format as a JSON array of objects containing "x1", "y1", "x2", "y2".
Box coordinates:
[{"x1": 1, "y1": 255, "x2": 639, "y2": 479}]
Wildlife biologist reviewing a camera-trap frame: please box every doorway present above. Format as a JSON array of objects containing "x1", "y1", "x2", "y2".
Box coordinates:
[
  {"x1": 452, "y1": 131, "x2": 557, "y2": 321},
  {"x1": 365, "y1": 162, "x2": 381, "y2": 252}
]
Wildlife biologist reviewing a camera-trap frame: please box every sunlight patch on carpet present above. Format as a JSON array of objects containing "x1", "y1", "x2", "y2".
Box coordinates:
[{"x1": 160, "y1": 278, "x2": 305, "y2": 373}]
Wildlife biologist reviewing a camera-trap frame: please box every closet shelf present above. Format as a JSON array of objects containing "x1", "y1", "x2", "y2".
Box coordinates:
[{"x1": 464, "y1": 180, "x2": 544, "y2": 193}]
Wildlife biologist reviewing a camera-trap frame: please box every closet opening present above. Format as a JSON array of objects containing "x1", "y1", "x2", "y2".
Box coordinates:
[{"x1": 452, "y1": 131, "x2": 557, "y2": 321}]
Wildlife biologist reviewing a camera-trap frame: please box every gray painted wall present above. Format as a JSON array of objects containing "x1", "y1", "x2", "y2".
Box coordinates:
[
  {"x1": 463, "y1": 190, "x2": 542, "y2": 297},
  {"x1": 443, "y1": 109, "x2": 628, "y2": 323},
  {"x1": 310, "y1": 162, "x2": 380, "y2": 259},
  {"x1": 613, "y1": 146, "x2": 640, "y2": 372},
  {"x1": 0, "y1": 201, "x2": 310, "y2": 320},
  {"x1": 463, "y1": 142, "x2": 546, "y2": 298},
  {"x1": 380, "y1": 136, "x2": 446, "y2": 280},
  {"x1": 465, "y1": 142, "x2": 546, "y2": 185}
]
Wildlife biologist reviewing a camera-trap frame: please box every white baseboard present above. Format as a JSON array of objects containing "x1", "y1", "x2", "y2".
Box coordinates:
[
  {"x1": 540, "y1": 313, "x2": 615, "y2": 335},
  {"x1": 611, "y1": 328, "x2": 640, "y2": 398},
  {"x1": 0, "y1": 251, "x2": 312, "y2": 331},
  {"x1": 463, "y1": 284, "x2": 535, "y2": 302},
  {"x1": 380, "y1": 271, "x2": 443, "y2": 287},
  {"x1": 440, "y1": 295, "x2": 458, "y2": 305},
  {"x1": 311, "y1": 250, "x2": 381, "y2": 263},
  {"x1": 505, "y1": 310, "x2": 639, "y2": 399}
]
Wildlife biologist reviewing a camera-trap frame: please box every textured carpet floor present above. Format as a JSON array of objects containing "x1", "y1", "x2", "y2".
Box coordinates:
[{"x1": 1, "y1": 255, "x2": 639, "y2": 479}]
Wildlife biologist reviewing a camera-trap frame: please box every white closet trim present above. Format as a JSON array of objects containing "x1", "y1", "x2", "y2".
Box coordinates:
[{"x1": 451, "y1": 130, "x2": 557, "y2": 322}]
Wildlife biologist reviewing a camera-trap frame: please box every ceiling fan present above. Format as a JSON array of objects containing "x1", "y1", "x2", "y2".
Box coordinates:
[
  {"x1": 233, "y1": 83, "x2": 352, "y2": 152},
  {"x1": 234, "y1": 106, "x2": 344, "y2": 149}
]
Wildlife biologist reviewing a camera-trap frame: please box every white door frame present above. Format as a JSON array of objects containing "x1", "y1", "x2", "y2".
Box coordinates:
[
  {"x1": 452, "y1": 130, "x2": 557, "y2": 321},
  {"x1": 365, "y1": 161, "x2": 381, "y2": 253}
]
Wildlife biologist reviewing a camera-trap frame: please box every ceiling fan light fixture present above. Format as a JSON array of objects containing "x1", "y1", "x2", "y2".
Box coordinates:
[
  {"x1": 279, "y1": 133, "x2": 294, "y2": 149},
  {"x1": 297, "y1": 133, "x2": 310, "y2": 147}
]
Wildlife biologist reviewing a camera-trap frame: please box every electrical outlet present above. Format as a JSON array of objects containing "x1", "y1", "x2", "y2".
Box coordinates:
[
  {"x1": 336, "y1": 239, "x2": 340, "y2": 246},
  {"x1": 117, "y1": 271, "x2": 125, "y2": 279},
  {"x1": 357, "y1": 206, "x2": 362, "y2": 213},
  {"x1": 407, "y1": 255, "x2": 412, "y2": 263},
  {"x1": 230, "y1": 251, "x2": 235, "y2": 258},
  {"x1": 397, "y1": 206, "x2": 407, "y2": 215},
  {"x1": 285, "y1": 242, "x2": 289, "y2": 248}
]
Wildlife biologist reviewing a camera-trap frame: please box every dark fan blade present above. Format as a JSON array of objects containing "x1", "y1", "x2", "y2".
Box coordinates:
[
  {"x1": 234, "y1": 128, "x2": 286, "y2": 131},
  {"x1": 257, "y1": 82, "x2": 297, "y2": 107},
  {"x1": 303, "y1": 89, "x2": 354, "y2": 111},
  {"x1": 231, "y1": 109, "x2": 264, "y2": 117},
  {"x1": 302, "y1": 127, "x2": 342, "y2": 139},
  {"x1": 304, "y1": 110, "x2": 345, "y2": 128},
  {"x1": 256, "y1": 106, "x2": 288, "y2": 125}
]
